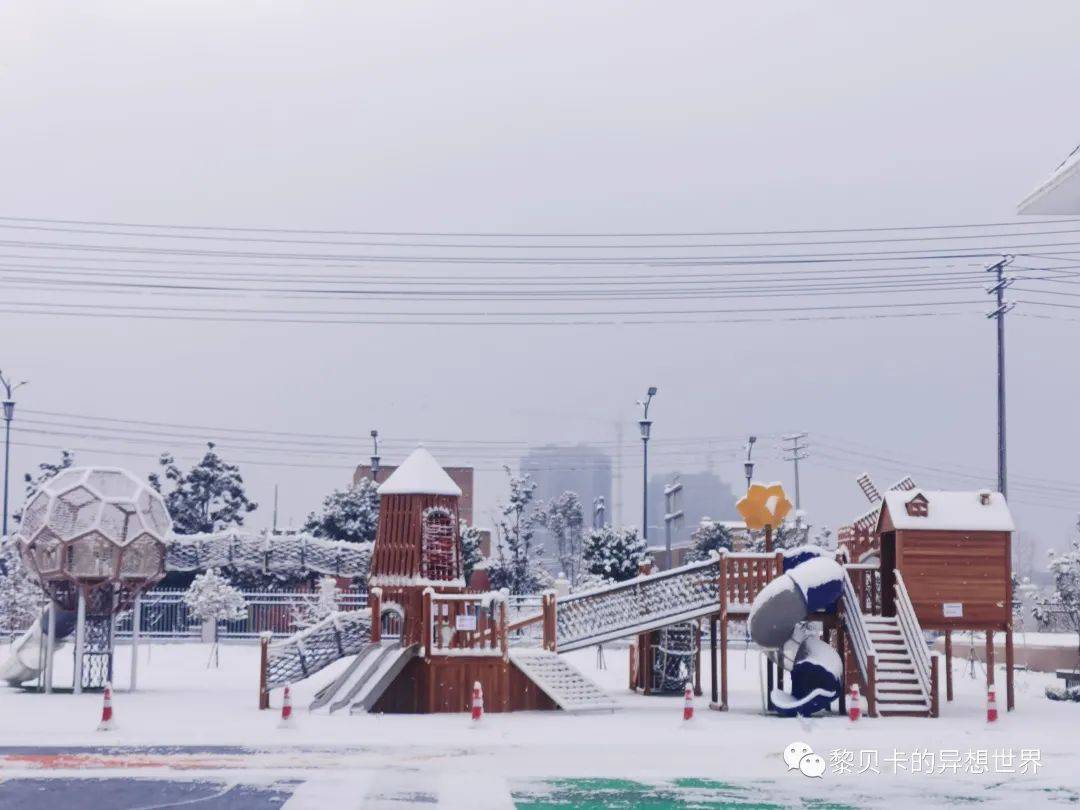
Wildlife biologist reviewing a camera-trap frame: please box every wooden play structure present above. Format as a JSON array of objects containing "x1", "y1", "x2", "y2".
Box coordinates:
[{"x1": 257, "y1": 451, "x2": 1016, "y2": 721}]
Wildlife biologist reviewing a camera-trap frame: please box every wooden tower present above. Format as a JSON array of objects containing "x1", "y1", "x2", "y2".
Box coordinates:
[{"x1": 369, "y1": 447, "x2": 465, "y2": 647}]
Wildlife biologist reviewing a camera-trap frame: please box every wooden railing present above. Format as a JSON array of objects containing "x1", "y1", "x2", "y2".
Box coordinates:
[
  {"x1": 506, "y1": 591, "x2": 557, "y2": 651},
  {"x1": 423, "y1": 590, "x2": 507, "y2": 658},
  {"x1": 840, "y1": 567, "x2": 877, "y2": 717},
  {"x1": 719, "y1": 552, "x2": 785, "y2": 608},
  {"x1": 844, "y1": 563, "x2": 882, "y2": 616},
  {"x1": 893, "y1": 571, "x2": 935, "y2": 715}
]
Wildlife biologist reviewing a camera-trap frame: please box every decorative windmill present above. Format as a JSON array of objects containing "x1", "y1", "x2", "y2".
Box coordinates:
[{"x1": 837, "y1": 473, "x2": 916, "y2": 563}]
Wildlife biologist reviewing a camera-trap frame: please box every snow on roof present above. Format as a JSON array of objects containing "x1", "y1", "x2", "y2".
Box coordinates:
[
  {"x1": 376, "y1": 447, "x2": 462, "y2": 497},
  {"x1": 1018, "y1": 143, "x2": 1080, "y2": 214},
  {"x1": 879, "y1": 489, "x2": 1014, "y2": 532}
]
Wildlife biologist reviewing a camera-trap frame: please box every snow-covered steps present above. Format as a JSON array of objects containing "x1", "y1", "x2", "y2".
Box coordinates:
[
  {"x1": 862, "y1": 616, "x2": 931, "y2": 717},
  {"x1": 509, "y1": 649, "x2": 616, "y2": 713}
]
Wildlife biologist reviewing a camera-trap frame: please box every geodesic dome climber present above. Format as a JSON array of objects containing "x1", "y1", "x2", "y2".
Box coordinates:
[{"x1": 13, "y1": 467, "x2": 172, "y2": 691}]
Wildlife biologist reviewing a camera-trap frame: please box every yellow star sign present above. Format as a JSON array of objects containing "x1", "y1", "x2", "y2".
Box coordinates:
[{"x1": 736, "y1": 482, "x2": 793, "y2": 531}]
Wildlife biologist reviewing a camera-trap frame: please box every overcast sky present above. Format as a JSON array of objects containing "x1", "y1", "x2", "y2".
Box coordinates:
[{"x1": 2, "y1": 2, "x2": 1079, "y2": 567}]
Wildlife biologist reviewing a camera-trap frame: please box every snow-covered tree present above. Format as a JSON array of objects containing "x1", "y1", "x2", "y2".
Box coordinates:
[
  {"x1": 685, "y1": 519, "x2": 734, "y2": 563},
  {"x1": 0, "y1": 541, "x2": 43, "y2": 638},
  {"x1": 12, "y1": 450, "x2": 74, "y2": 526},
  {"x1": 533, "y1": 491, "x2": 585, "y2": 584},
  {"x1": 150, "y1": 443, "x2": 257, "y2": 535},
  {"x1": 748, "y1": 518, "x2": 810, "y2": 552},
  {"x1": 183, "y1": 568, "x2": 248, "y2": 667},
  {"x1": 488, "y1": 470, "x2": 548, "y2": 594},
  {"x1": 291, "y1": 576, "x2": 342, "y2": 629},
  {"x1": 810, "y1": 524, "x2": 834, "y2": 550},
  {"x1": 459, "y1": 522, "x2": 484, "y2": 583},
  {"x1": 303, "y1": 478, "x2": 379, "y2": 545},
  {"x1": 582, "y1": 525, "x2": 651, "y2": 584},
  {"x1": 1033, "y1": 524, "x2": 1080, "y2": 658}
]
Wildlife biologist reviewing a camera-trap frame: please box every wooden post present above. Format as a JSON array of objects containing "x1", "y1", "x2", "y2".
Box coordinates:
[
  {"x1": 719, "y1": 613, "x2": 728, "y2": 710},
  {"x1": 642, "y1": 632, "x2": 653, "y2": 695},
  {"x1": 709, "y1": 616, "x2": 718, "y2": 707},
  {"x1": 764, "y1": 524, "x2": 773, "y2": 553},
  {"x1": 1005, "y1": 625, "x2": 1015, "y2": 711},
  {"x1": 986, "y1": 629, "x2": 995, "y2": 686},
  {"x1": 944, "y1": 630, "x2": 954, "y2": 702},
  {"x1": 258, "y1": 633, "x2": 270, "y2": 710},
  {"x1": 693, "y1": 621, "x2": 702, "y2": 697},
  {"x1": 543, "y1": 592, "x2": 557, "y2": 652},
  {"x1": 499, "y1": 598, "x2": 508, "y2": 662},
  {"x1": 930, "y1": 655, "x2": 940, "y2": 718},
  {"x1": 629, "y1": 641, "x2": 637, "y2": 691},
  {"x1": 422, "y1": 589, "x2": 433, "y2": 658},
  {"x1": 369, "y1": 588, "x2": 382, "y2": 644},
  {"x1": 866, "y1": 654, "x2": 877, "y2": 718}
]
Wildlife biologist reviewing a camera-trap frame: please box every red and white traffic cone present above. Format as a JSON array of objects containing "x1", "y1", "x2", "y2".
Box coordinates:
[
  {"x1": 683, "y1": 682, "x2": 695, "y2": 721},
  {"x1": 987, "y1": 687, "x2": 998, "y2": 723},
  {"x1": 97, "y1": 682, "x2": 115, "y2": 731},
  {"x1": 848, "y1": 684, "x2": 861, "y2": 722},
  {"x1": 471, "y1": 681, "x2": 484, "y2": 722},
  {"x1": 278, "y1": 684, "x2": 295, "y2": 729}
]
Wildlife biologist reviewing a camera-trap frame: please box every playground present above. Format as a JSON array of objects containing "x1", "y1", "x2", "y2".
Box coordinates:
[{"x1": 0, "y1": 452, "x2": 1067, "y2": 807}]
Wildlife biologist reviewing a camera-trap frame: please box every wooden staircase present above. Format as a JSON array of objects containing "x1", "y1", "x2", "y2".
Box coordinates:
[{"x1": 865, "y1": 617, "x2": 932, "y2": 717}]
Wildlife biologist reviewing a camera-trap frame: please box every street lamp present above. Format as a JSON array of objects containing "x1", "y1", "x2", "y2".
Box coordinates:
[
  {"x1": 638, "y1": 386, "x2": 658, "y2": 543},
  {"x1": 0, "y1": 370, "x2": 28, "y2": 539},
  {"x1": 370, "y1": 429, "x2": 381, "y2": 482},
  {"x1": 743, "y1": 435, "x2": 757, "y2": 492}
]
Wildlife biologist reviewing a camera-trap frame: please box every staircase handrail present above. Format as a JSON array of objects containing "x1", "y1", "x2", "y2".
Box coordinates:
[
  {"x1": 893, "y1": 570, "x2": 932, "y2": 704},
  {"x1": 840, "y1": 568, "x2": 875, "y2": 692}
]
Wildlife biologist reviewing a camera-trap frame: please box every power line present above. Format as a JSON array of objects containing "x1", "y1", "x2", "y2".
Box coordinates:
[{"x1": 2, "y1": 213, "x2": 1078, "y2": 237}]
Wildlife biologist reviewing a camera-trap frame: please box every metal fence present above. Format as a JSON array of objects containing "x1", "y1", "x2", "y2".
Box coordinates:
[
  {"x1": 4, "y1": 589, "x2": 552, "y2": 645},
  {"x1": 115, "y1": 588, "x2": 368, "y2": 642}
]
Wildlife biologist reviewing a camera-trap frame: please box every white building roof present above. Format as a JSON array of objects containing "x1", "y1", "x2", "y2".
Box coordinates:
[
  {"x1": 376, "y1": 447, "x2": 462, "y2": 497},
  {"x1": 1018, "y1": 143, "x2": 1080, "y2": 214},
  {"x1": 878, "y1": 489, "x2": 1014, "y2": 532}
]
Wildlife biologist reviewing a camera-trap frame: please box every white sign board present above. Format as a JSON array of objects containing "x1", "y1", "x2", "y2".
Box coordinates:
[
  {"x1": 942, "y1": 602, "x2": 964, "y2": 618},
  {"x1": 455, "y1": 614, "x2": 477, "y2": 631}
]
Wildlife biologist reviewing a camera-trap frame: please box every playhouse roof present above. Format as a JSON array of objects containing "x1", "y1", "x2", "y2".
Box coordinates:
[
  {"x1": 376, "y1": 447, "x2": 462, "y2": 497},
  {"x1": 877, "y1": 489, "x2": 1014, "y2": 532}
]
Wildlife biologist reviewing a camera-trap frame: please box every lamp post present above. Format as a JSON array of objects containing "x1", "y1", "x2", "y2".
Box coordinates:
[
  {"x1": 370, "y1": 430, "x2": 381, "y2": 482},
  {"x1": 0, "y1": 371, "x2": 28, "y2": 539},
  {"x1": 743, "y1": 435, "x2": 757, "y2": 492},
  {"x1": 638, "y1": 386, "x2": 658, "y2": 543}
]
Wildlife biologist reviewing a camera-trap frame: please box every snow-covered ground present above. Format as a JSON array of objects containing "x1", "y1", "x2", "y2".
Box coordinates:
[{"x1": 0, "y1": 639, "x2": 1077, "y2": 808}]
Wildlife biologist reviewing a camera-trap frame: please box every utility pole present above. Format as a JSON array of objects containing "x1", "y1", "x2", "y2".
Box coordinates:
[
  {"x1": 781, "y1": 433, "x2": 809, "y2": 510},
  {"x1": 272, "y1": 484, "x2": 279, "y2": 533},
  {"x1": 986, "y1": 256, "x2": 1014, "y2": 499}
]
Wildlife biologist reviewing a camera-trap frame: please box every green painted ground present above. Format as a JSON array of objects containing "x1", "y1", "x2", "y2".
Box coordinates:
[{"x1": 512, "y1": 777, "x2": 856, "y2": 809}]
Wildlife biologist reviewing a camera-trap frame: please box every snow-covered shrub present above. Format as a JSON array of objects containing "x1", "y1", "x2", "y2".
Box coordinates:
[
  {"x1": 1046, "y1": 684, "x2": 1080, "y2": 702},
  {"x1": 460, "y1": 522, "x2": 484, "y2": 582},
  {"x1": 533, "y1": 491, "x2": 584, "y2": 585},
  {"x1": 582, "y1": 526, "x2": 650, "y2": 583},
  {"x1": 183, "y1": 568, "x2": 248, "y2": 667},
  {"x1": 303, "y1": 478, "x2": 379, "y2": 545},
  {"x1": 291, "y1": 576, "x2": 341, "y2": 629},
  {"x1": 0, "y1": 540, "x2": 43, "y2": 637},
  {"x1": 685, "y1": 519, "x2": 733, "y2": 562},
  {"x1": 1033, "y1": 530, "x2": 1080, "y2": 658}
]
